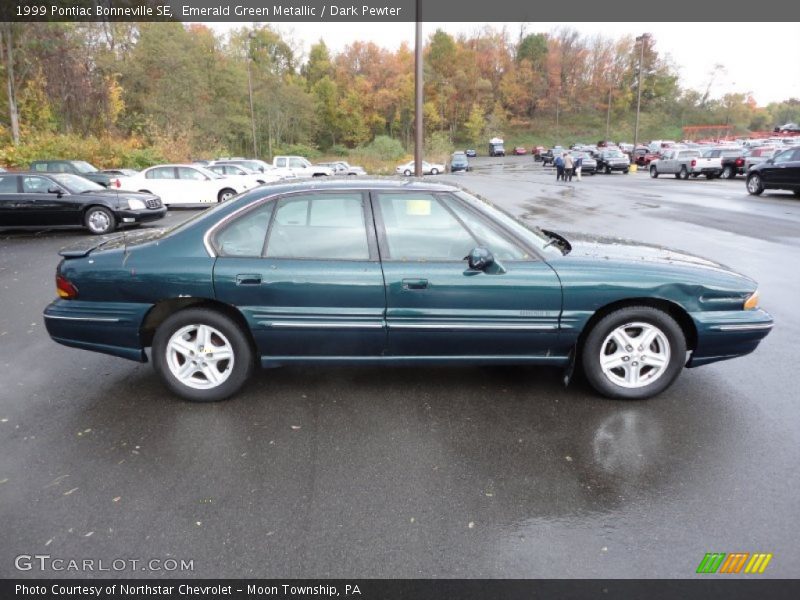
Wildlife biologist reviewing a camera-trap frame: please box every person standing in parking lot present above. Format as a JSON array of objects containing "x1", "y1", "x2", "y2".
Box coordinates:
[
  {"x1": 564, "y1": 152, "x2": 574, "y2": 182},
  {"x1": 574, "y1": 154, "x2": 583, "y2": 182},
  {"x1": 555, "y1": 153, "x2": 565, "y2": 181}
]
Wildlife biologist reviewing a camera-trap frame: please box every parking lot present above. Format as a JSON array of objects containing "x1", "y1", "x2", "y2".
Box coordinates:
[{"x1": 1, "y1": 156, "x2": 799, "y2": 578}]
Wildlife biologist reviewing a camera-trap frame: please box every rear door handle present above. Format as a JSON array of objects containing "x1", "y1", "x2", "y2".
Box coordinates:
[
  {"x1": 402, "y1": 278, "x2": 428, "y2": 290},
  {"x1": 236, "y1": 274, "x2": 262, "y2": 285}
]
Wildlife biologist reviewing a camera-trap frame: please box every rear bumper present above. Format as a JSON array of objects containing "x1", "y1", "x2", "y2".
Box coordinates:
[
  {"x1": 687, "y1": 308, "x2": 774, "y2": 367},
  {"x1": 43, "y1": 299, "x2": 152, "y2": 362}
]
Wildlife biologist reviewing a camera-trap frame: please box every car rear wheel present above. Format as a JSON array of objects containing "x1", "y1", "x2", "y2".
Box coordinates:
[
  {"x1": 84, "y1": 206, "x2": 116, "y2": 235},
  {"x1": 722, "y1": 165, "x2": 734, "y2": 179},
  {"x1": 746, "y1": 174, "x2": 764, "y2": 196},
  {"x1": 605, "y1": 166, "x2": 611, "y2": 174},
  {"x1": 581, "y1": 306, "x2": 686, "y2": 400},
  {"x1": 430, "y1": 168, "x2": 439, "y2": 175},
  {"x1": 678, "y1": 166, "x2": 689, "y2": 180},
  {"x1": 404, "y1": 169, "x2": 412, "y2": 176},
  {"x1": 649, "y1": 166, "x2": 658, "y2": 178},
  {"x1": 218, "y1": 188, "x2": 236, "y2": 202},
  {"x1": 152, "y1": 308, "x2": 254, "y2": 402}
]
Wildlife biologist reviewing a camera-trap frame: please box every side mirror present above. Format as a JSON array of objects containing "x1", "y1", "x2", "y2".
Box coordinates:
[
  {"x1": 465, "y1": 247, "x2": 494, "y2": 271},
  {"x1": 47, "y1": 186, "x2": 63, "y2": 197}
]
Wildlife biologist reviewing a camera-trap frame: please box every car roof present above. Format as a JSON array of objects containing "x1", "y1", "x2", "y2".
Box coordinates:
[{"x1": 237, "y1": 178, "x2": 460, "y2": 196}]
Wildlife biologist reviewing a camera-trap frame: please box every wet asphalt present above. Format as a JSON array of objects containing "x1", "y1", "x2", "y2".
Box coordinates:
[{"x1": 0, "y1": 157, "x2": 799, "y2": 578}]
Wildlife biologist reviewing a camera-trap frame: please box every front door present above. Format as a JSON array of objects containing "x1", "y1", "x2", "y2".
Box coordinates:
[
  {"x1": 213, "y1": 191, "x2": 386, "y2": 361},
  {"x1": 372, "y1": 191, "x2": 563, "y2": 358}
]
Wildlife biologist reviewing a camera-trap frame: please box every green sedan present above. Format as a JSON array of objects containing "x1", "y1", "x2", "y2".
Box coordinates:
[{"x1": 44, "y1": 180, "x2": 773, "y2": 402}]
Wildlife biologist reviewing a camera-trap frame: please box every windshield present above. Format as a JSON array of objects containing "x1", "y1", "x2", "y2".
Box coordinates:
[
  {"x1": 454, "y1": 191, "x2": 562, "y2": 255},
  {"x1": 72, "y1": 161, "x2": 98, "y2": 174},
  {"x1": 50, "y1": 173, "x2": 104, "y2": 193},
  {"x1": 606, "y1": 150, "x2": 624, "y2": 158}
]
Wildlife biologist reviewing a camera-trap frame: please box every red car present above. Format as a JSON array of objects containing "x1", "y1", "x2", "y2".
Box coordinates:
[{"x1": 513, "y1": 147, "x2": 527, "y2": 155}]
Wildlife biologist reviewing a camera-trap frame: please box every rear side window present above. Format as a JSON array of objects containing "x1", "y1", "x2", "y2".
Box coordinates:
[
  {"x1": 0, "y1": 175, "x2": 18, "y2": 192},
  {"x1": 214, "y1": 202, "x2": 274, "y2": 257},
  {"x1": 146, "y1": 167, "x2": 176, "y2": 179},
  {"x1": 265, "y1": 193, "x2": 370, "y2": 260}
]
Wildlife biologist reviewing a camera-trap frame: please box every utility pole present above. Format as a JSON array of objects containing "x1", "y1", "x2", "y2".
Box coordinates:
[
  {"x1": 606, "y1": 88, "x2": 612, "y2": 139},
  {"x1": 414, "y1": 0, "x2": 423, "y2": 177},
  {"x1": 247, "y1": 30, "x2": 258, "y2": 158},
  {"x1": 555, "y1": 87, "x2": 560, "y2": 146},
  {"x1": 633, "y1": 33, "x2": 650, "y2": 150}
]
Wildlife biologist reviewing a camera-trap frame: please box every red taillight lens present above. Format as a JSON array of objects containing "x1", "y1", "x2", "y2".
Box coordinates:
[
  {"x1": 114, "y1": 178, "x2": 121, "y2": 188},
  {"x1": 56, "y1": 274, "x2": 78, "y2": 299},
  {"x1": 691, "y1": 159, "x2": 697, "y2": 167},
  {"x1": 736, "y1": 158, "x2": 744, "y2": 166}
]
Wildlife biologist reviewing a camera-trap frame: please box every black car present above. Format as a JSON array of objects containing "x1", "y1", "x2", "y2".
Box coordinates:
[
  {"x1": 30, "y1": 160, "x2": 112, "y2": 187},
  {"x1": 746, "y1": 147, "x2": 800, "y2": 197},
  {"x1": 595, "y1": 149, "x2": 630, "y2": 174},
  {"x1": 774, "y1": 123, "x2": 800, "y2": 134},
  {"x1": 0, "y1": 172, "x2": 166, "y2": 235}
]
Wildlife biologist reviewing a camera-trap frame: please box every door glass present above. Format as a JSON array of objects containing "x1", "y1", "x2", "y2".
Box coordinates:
[
  {"x1": 177, "y1": 167, "x2": 207, "y2": 180},
  {"x1": 441, "y1": 195, "x2": 529, "y2": 260},
  {"x1": 773, "y1": 149, "x2": 794, "y2": 164},
  {"x1": 377, "y1": 193, "x2": 476, "y2": 261},
  {"x1": 289, "y1": 158, "x2": 305, "y2": 169},
  {"x1": 0, "y1": 175, "x2": 18, "y2": 193},
  {"x1": 146, "y1": 167, "x2": 176, "y2": 179},
  {"x1": 213, "y1": 202, "x2": 274, "y2": 257},
  {"x1": 265, "y1": 193, "x2": 369, "y2": 260},
  {"x1": 22, "y1": 176, "x2": 50, "y2": 193}
]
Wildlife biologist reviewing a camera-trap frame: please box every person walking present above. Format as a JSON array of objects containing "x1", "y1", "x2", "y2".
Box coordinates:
[
  {"x1": 554, "y1": 153, "x2": 565, "y2": 181},
  {"x1": 574, "y1": 153, "x2": 583, "y2": 182},
  {"x1": 564, "y1": 152, "x2": 574, "y2": 182}
]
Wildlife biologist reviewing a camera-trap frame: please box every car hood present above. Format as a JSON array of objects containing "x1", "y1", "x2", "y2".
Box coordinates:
[{"x1": 553, "y1": 230, "x2": 749, "y2": 277}]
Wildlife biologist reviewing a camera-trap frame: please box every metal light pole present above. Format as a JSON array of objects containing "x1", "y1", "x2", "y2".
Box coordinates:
[
  {"x1": 414, "y1": 0, "x2": 423, "y2": 177},
  {"x1": 633, "y1": 33, "x2": 650, "y2": 150},
  {"x1": 247, "y1": 31, "x2": 258, "y2": 158},
  {"x1": 606, "y1": 88, "x2": 612, "y2": 139},
  {"x1": 555, "y1": 88, "x2": 560, "y2": 145}
]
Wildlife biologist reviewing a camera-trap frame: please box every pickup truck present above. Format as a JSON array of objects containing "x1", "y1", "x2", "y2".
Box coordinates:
[
  {"x1": 648, "y1": 149, "x2": 703, "y2": 179},
  {"x1": 272, "y1": 156, "x2": 334, "y2": 177},
  {"x1": 718, "y1": 148, "x2": 747, "y2": 179}
]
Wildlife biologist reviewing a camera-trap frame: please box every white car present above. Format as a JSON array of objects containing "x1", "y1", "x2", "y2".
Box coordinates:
[
  {"x1": 206, "y1": 163, "x2": 281, "y2": 188},
  {"x1": 113, "y1": 164, "x2": 247, "y2": 205},
  {"x1": 212, "y1": 159, "x2": 295, "y2": 180},
  {"x1": 395, "y1": 161, "x2": 446, "y2": 176},
  {"x1": 320, "y1": 161, "x2": 368, "y2": 176}
]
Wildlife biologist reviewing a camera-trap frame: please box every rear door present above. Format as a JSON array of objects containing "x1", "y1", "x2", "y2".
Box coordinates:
[
  {"x1": 373, "y1": 191, "x2": 562, "y2": 358},
  {"x1": 212, "y1": 191, "x2": 386, "y2": 361},
  {"x1": 0, "y1": 175, "x2": 24, "y2": 226}
]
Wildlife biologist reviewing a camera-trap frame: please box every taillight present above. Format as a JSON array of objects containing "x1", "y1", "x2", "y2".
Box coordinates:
[
  {"x1": 736, "y1": 158, "x2": 744, "y2": 167},
  {"x1": 56, "y1": 274, "x2": 79, "y2": 299},
  {"x1": 691, "y1": 159, "x2": 697, "y2": 167},
  {"x1": 114, "y1": 178, "x2": 121, "y2": 188}
]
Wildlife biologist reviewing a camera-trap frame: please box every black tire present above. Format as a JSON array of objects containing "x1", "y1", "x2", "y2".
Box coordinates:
[
  {"x1": 691, "y1": 173, "x2": 699, "y2": 178},
  {"x1": 218, "y1": 188, "x2": 236, "y2": 202},
  {"x1": 623, "y1": 168, "x2": 630, "y2": 174},
  {"x1": 430, "y1": 168, "x2": 439, "y2": 175},
  {"x1": 650, "y1": 166, "x2": 658, "y2": 178},
  {"x1": 605, "y1": 166, "x2": 611, "y2": 174},
  {"x1": 722, "y1": 165, "x2": 734, "y2": 179},
  {"x1": 581, "y1": 306, "x2": 687, "y2": 400},
  {"x1": 746, "y1": 173, "x2": 764, "y2": 196},
  {"x1": 84, "y1": 206, "x2": 116, "y2": 235},
  {"x1": 404, "y1": 169, "x2": 411, "y2": 176},
  {"x1": 793, "y1": 190, "x2": 800, "y2": 198},
  {"x1": 704, "y1": 173, "x2": 714, "y2": 179},
  {"x1": 152, "y1": 308, "x2": 254, "y2": 402},
  {"x1": 678, "y1": 166, "x2": 689, "y2": 180}
]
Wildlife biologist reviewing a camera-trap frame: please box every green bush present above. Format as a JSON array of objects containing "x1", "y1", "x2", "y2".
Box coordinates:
[
  {"x1": 359, "y1": 135, "x2": 406, "y2": 161},
  {"x1": 424, "y1": 132, "x2": 453, "y2": 164},
  {"x1": 329, "y1": 144, "x2": 349, "y2": 157},
  {"x1": 273, "y1": 144, "x2": 321, "y2": 160}
]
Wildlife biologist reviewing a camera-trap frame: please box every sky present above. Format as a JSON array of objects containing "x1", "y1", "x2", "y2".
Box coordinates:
[{"x1": 207, "y1": 21, "x2": 800, "y2": 106}]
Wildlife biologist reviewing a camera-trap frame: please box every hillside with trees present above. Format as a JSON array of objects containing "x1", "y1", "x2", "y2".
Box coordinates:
[{"x1": 1, "y1": 22, "x2": 798, "y2": 168}]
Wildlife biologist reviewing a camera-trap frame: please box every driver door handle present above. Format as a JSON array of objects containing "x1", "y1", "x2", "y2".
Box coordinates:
[
  {"x1": 236, "y1": 274, "x2": 262, "y2": 286},
  {"x1": 402, "y1": 278, "x2": 428, "y2": 290}
]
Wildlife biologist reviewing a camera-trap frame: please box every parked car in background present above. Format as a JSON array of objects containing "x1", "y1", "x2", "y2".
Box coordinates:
[
  {"x1": 541, "y1": 146, "x2": 565, "y2": 166},
  {"x1": 449, "y1": 152, "x2": 470, "y2": 172},
  {"x1": 318, "y1": 161, "x2": 367, "y2": 176},
  {"x1": 531, "y1": 146, "x2": 546, "y2": 161},
  {"x1": 43, "y1": 179, "x2": 772, "y2": 403},
  {"x1": 633, "y1": 146, "x2": 660, "y2": 167},
  {"x1": 649, "y1": 149, "x2": 703, "y2": 179},
  {"x1": 113, "y1": 164, "x2": 247, "y2": 205},
  {"x1": 571, "y1": 151, "x2": 597, "y2": 175},
  {"x1": 207, "y1": 163, "x2": 277, "y2": 188},
  {"x1": 746, "y1": 147, "x2": 800, "y2": 197},
  {"x1": 513, "y1": 147, "x2": 527, "y2": 155},
  {"x1": 743, "y1": 146, "x2": 780, "y2": 172},
  {"x1": 212, "y1": 159, "x2": 294, "y2": 180},
  {"x1": 465, "y1": 149, "x2": 477, "y2": 158},
  {"x1": 273, "y1": 156, "x2": 334, "y2": 177},
  {"x1": 716, "y1": 148, "x2": 747, "y2": 179},
  {"x1": 774, "y1": 123, "x2": 800, "y2": 134},
  {"x1": 100, "y1": 168, "x2": 139, "y2": 178},
  {"x1": 395, "y1": 161, "x2": 445, "y2": 176},
  {"x1": 0, "y1": 172, "x2": 164, "y2": 235},
  {"x1": 30, "y1": 160, "x2": 112, "y2": 188},
  {"x1": 488, "y1": 138, "x2": 505, "y2": 157},
  {"x1": 689, "y1": 149, "x2": 725, "y2": 179},
  {"x1": 595, "y1": 148, "x2": 630, "y2": 174}
]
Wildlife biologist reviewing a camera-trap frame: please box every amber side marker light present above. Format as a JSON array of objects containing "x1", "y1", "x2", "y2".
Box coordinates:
[
  {"x1": 744, "y1": 290, "x2": 759, "y2": 310},
  {"x1": 56, "y1": 274, "x2": 79, "y2": 299}
]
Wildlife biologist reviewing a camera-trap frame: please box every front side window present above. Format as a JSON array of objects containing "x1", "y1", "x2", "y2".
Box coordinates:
[
  {"x1": 441, "y1": 195, "x2": 529, "y2": 261},
  {"x1": 773, "y1": 149, "x2": 795, "y2": 164},
  {"x1": 289, "y1": 158, "x2": 306, "y2": 169},
  {"x1": 214, "y1": 202, "x2": 275, "y2": 257},
  {"x1": 377, "y1": 193, "x2": 476, "y2": 261},
  {"x1": 265, "y1": 193, "x2": 370, "y2": 260},
  {"x1": 177, "y1": 167, "x2": 207, "y2": 181}
]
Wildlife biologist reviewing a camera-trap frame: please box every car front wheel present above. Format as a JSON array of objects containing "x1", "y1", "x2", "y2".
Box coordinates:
[
  {"x1": 218, "y1": 188, "x2": 236, "y2": 202},
  {"x1": 430, "y1": 168, "x2": 439, "y2": 175},
  {"x1": 650, "y1": 166, "x2": 658, "y2": 178},
  {"x1": 746, "y1": 174, "x2": 764, "y2": 196},
  {"x1": 581, "y1": 306, "x2": 686, "y2": 400},
  {"x1": 404, "y1": 169, "x2": 411, "y2": 176},
  {"x1": 84, "y1": 206, "x2": 116, "y2": 235},
  {"x1": 152, "y1": 308, "x2": 254, "y2": 402}
]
